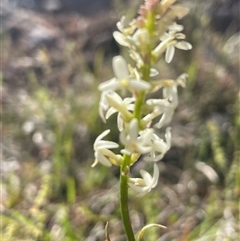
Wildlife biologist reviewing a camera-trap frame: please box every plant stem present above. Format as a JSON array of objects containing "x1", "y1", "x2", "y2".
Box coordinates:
[
  {"x1": 134, "y1": 91, "x2": 145, "y2": 121},
  {"x1": 120, "y1": 154, "x2": 136, "y2": 241},
  {"x1": 134, "y1": 64, "x2": 151, "y2": 122},
  {"x1": 120, "y1": 9, "x2": 154, "y2": 240}
]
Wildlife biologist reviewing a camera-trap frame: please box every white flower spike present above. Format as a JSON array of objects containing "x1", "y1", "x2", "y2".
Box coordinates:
[{"x1": 92, "y1": 1, "x2": 192, "y2": 238}]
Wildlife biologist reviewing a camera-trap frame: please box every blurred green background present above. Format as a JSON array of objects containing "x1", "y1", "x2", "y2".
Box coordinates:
[{"x1": 1, "y1": 0, "x2": 239, "y2": 240}]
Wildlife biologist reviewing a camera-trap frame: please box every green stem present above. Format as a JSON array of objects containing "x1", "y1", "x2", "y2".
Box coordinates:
[
  {"x1": 120, "y1": 154, "x2": 136, "y2": 241},
  {"x1": 134, "y1": 91, "x2": 145, "y2": 121},
  {"x1": 134, "y1": 64, "x2": 151, "y2": 122}
]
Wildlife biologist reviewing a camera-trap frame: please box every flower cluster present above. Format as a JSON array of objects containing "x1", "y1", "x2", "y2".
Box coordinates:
[{"x1": 93, "y1": 0, "x2": 191, "y2": 196}]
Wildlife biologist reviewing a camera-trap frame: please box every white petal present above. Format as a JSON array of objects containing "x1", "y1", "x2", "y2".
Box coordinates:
[
  {"x1": 140, "y1": 129, "x2": 154, "y2": 143},
  {"x1": 108, "y1": 91, "x2": 122, "y2": 103},
  {"x1": 128, "y1": 164, "x2": 159, "y2": 196},
  {"x1": 152, "y1": 41, "x2": 167, "y2": 58},
  {"x1": 176, "y1": 73, "x2": 188, "y2": 87},
  {"x1": 129, "y1": 79, "x2": 151, "y2": 91},
  {"x1": 130, "y1": 51, "x2": 144, "y2": 67},
  {"x1": 121, "y1": 148, "x2": 133, "y2": 155},
  {"x1": 133, "y1": 29, "x2": 149, "y2": 45},
  {"x1": 160, "y1": 33, "x2": 169, "y2": 41},
  {"x1": 113, "y1": 31, "x2": 129, "y2": 47},
  {"x1": 96, "y1": 152, "x2": 112, "y2": 166},
  {"x1": 116, "y1": 22, "x2": 122, "y2": 31},
  {"x1": 113, "y1": 56, "x2": 129, "y2": 79},
  {"x1": 156, "y1": 110, "x2": 174, "y2": 129},
  {"x1": 97, "y1": 141, "x2": 119, "y2": 149},
  {"x1": 127, "y1": 104, "x2": 135, "y2": 111},
  {"x1": 164, "y1": 85, "x2": 178, "y2": 107},
  {"x1": 140, "y1": 169, "x2": 153, "y2": 186},
  {"x1": 99, "y1": 92, "x2": 110, "y2": 108},
  {"x1": 163, "y1": 87, "x2": 170, "y2": 99},
  {"x1": 165, "y1": 45, "x2": 175, "y2": 63},
  {"x1": 144, "y1": 154, "x2": 164, "y2": 162},
  {"x1": 146, "y1": 98, "x2": 169, "y2": 107},
  {"x1": 123, "y1": 97, "x2": 135, "y2": 105},
  {"x1": 175, "y1": 41, "x2": 192, "y2": 50},
  {"x1": 152, "y1": 163, "x2": 159, "y2": 187},
  {"x1": 165, "y1": 127, "x2": 172, "y2": 147},
  {"x1": 128, "y1": 182, "x2": 150, "y2": 196},
  {"x1": 175, "y1": 33, "x2": 186, "y2": 40},
  {"x1": 99, "y1": 104, "x2": 106, "y2": 122},
  {"x1": 170, "y1": 5, "x2": 189, "y2": 19},
  {"x1": 136, "y1": 145, "x2": 152, "y2": 154},
  {"x1": 152, "y1": 139, "x2": 167, "y2": 153},
  {"x1": 99, "y1": 79, "x2": 119, "y2": 92},
  {"x1": 150, "y1": 68, "x2": 159, "y2": 77},
  {"x1": 168, "y1": 24, "x2": 184, "y2": 32},
  {"x1": 106, "y1": 107, "x2": 117, "y2": 119},
  {"x1": 94, "y1": 129, "x2": 110, "y2": 144},
  {"x1": 91, "y1": 158, "x2": 98, "y2": 167},
  {"x1": 119, "y1": 131, "x2": 127, "y2": 146},
  {"x1": 116, "y1": 20, "x2": 123, "y2": 32},
  {"x1": 129, "y1": 118, "x2": 138, "y2": 141},
  {"x1": 99, "y1": 92, "x2": 110, "y2": 122},
  {"x1": 117, "y1": 114, "x2": 124, "y2": 132}
]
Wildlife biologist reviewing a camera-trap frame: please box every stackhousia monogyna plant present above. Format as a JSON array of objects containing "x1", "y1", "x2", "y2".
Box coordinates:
[{"x1": 92, "y1": 0, "x2": 192, "y2": 240}]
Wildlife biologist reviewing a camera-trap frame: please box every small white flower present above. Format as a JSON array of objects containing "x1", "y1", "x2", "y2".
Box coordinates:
[
  {"x1": 114, "y1": 28, "x2": 149, "y2": 50},
  {"x1": 105, "y1": 92, "x2": 135, "y2": 131},
  {"x1": 99, "y1": 90, "x2": 111, "y2": 122},
  {"x1": 153, "y1": 24, "x2": 192, "y2": 63},
  {"x1": 113, "y1": 17, "x2": 137, "y2": 48},
  {"x1": 163, "y1": 84, "x2": 178, "y2": 108},
  {"x1": 104, "y1": 91, "x2": 133, "y2": 123},
  {"x1": 156, "y1": 105, "x2": 174, "y2": 129},
  {"x1": 145, "y1": 127, "x2": 172, "y2": 162},
  {"x1": 146, "y1": 98, "x2": 170, "y2": 109},
  {"x1": 132, "y1": 28, "x2": 150, "y2": 48},
  {"x1": 142, "y1": 108, "x2": 162, "y2": 127},
  {"x1": 146, "y1": 98, "x2": 175, "y2": 129},
  {"x1": 176, "y1": 73, "x2": 188, "y2": 87},
  {"x1": 150, "y1": 68, "x2": 159, "y2": 77},
  {"x1": 162, "y1": 73, "x2": 188, "y2": 109},
  {"x1": 98, "y1": 56, "x2": 151, "y2": 93},
  {"x1": 120, "y1": 118, "x2": 153, "y2": 155},
  {"x1": 93, "y1": 129, "x2": 119, "y2": 167},
  {"x1": 116, "y1": 16, "x2": 136, "y2": 34},
  {"x1": 113, "y1": 31, "x2": 134, "y2": 48},
  {"x1": 128, "y1": 163, "x2": 159, "y2": 196},
  {"x1": 163, "y1": 25, "x2": 192, "y2": 63}
]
